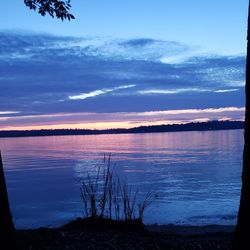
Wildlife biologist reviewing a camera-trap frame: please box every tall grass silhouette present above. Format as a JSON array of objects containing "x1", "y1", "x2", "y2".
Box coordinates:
[{"x1": 80, "y1": 155, "x2": 155, "y2": 223}]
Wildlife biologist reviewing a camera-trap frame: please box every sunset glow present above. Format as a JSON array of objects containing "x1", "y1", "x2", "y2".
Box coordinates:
[{"x1": 0, "y1": 107, "x2": 245, "y2": 131}]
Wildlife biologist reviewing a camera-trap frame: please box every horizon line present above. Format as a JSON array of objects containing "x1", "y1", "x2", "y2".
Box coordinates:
[{"x1": 0, "y1": 120, "x2": 244, "y2": 134}]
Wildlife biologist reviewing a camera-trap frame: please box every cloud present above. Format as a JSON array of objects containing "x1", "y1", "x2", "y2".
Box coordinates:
[
  {"x1": 122, "y1": 38, "x2": 156, "y2": 47},
  {"x1": 214, "y1": 89, "x2": 239, "y2": 93},
  {"x1": 138, "y1": 107, "x2": 245, "y2": 116},
  {"x1": 0, "y1": 111, "x2": 20, "y2": 116},
  {"x1": 68, "y1": 37, "x2": 191, "y2": 62},
  {"x1": 68, "y1": 84, "x2": 135, "y2": 100},
  {"x1": 137, "y1": 87, "x2": 241, "y2": 95},
  {"x1": 0, "y1": 31, "x2": 246, "y2": 129},
  {"x1": 138, "y1": 88, "x2": 211, "y2": 95}
]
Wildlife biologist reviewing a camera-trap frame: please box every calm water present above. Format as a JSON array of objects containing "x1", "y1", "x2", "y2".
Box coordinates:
[{"x1": 0, "y1": 130, "x2": 243, "y2": 228}]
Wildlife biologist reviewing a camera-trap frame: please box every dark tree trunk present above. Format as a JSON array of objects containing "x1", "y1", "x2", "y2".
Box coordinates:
[
  {"x1": 233, "y1": 2, "x2": 250, "y2": 249},
  {"x1": 0, "y1": 152, "x2": 15, "y2": 242}
]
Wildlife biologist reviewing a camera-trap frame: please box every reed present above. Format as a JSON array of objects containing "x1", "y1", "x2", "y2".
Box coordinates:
[{"x1": 80, "y1": 155, "x2": 155, "y2": 223}]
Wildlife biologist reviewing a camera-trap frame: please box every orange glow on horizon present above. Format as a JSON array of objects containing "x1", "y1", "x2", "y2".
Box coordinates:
[
  {"x1": 0, "y1": 120, "x2": 185, "y2": 131},
  {"x1": 0, "y1": 107, "x2": 245, "y2": 131}
]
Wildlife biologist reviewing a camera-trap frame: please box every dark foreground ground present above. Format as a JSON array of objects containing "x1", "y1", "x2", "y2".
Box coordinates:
[{"x1": 10, "y1": 219, "x2": 235, "y2": 250}]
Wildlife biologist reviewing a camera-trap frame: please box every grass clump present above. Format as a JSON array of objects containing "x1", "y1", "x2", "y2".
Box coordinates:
[{"x1": 79, "y1": 155, "x2": 155, "y2": 229}]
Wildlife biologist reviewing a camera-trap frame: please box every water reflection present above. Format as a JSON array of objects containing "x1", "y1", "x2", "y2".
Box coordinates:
[{"x1": 0, "y1": 130, "x2": 243, "y2": 228}]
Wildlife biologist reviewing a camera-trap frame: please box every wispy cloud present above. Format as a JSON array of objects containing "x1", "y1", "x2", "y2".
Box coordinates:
[
  {"x1": 137, "y1": 107, "x2": 245, "y2": 116},
  {"x1": 138, "y1": 88, "x2": 211, "y2": 95},
  {"x1": 214, "y1": 89, "x2": 239, "y2": 93},
  {"x1": 68, "y1": 37, "x2": 191, "y2": 62},
  {"x1": 68, "y1": 84, "x2": 135, "y2": 100},
  {"x1": 0, "y1": 111, "x2": 20, "y2": 115},
  {"x1": 138, "y1": 88, "x2": 241, "y2": 95},
  {"x1": 226, "y1": 81, "x2": 245, "y2": 87}
]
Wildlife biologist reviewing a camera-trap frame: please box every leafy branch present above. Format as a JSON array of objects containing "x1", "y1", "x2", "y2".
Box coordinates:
[{"x1": 24, "y1": 0, "x2": 75, "y2": 20}]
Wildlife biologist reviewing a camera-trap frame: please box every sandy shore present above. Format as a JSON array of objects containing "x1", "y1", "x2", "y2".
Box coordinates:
[
  {"x1": 13, "y1": 221, "x2": 234, "y2": 250},
  {"x1": 146, "y1": 224, "x2": 235, "y2": 235}
]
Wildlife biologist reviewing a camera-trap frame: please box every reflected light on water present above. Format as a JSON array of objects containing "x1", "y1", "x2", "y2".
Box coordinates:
[{"x1": 0, "y1": 130, "x2": 244, "y2": 228}]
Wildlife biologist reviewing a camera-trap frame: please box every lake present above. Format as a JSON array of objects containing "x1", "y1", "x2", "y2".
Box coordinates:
[{"x1": 0, "y1": 130, "x2": 243, "y2": 229}]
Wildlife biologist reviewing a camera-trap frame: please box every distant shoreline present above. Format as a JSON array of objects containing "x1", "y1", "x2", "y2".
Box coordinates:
[{"x1": 0, "y1": 120, "x2": 244, "y2": 138}]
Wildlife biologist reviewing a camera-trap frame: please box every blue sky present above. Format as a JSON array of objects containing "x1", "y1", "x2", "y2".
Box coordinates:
[
  {"x1": 0, "y1": 0, "x2": 248, "y2": 130},
  {"x1": 1, "y1": 0, "x2": 248, "y2": 54}
]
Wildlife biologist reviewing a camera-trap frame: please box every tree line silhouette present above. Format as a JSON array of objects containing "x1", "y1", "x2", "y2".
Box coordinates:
[{"x1": 0, "y1": 120, "x2": 244, "y2": 138}]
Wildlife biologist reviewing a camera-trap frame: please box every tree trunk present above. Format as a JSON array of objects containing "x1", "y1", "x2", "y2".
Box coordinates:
[
  {"x1": 0, "y1": 152, "x2": 15, "y2": 241},
  {"x1": 233, "y1": 1, "x2": 250, "y2": 249}
]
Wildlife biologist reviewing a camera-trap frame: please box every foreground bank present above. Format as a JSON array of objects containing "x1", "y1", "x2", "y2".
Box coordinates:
[{"x1": 14, "y1": 219, "x2": 234, "y2": 250}]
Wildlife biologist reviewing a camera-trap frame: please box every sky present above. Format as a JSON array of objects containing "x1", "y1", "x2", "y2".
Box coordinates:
[{"x1": 0, "y1": 0, "x2": 248, "y2": 130}]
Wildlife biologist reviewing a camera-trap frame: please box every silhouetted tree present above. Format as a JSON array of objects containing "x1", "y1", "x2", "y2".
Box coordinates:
[
  {"x1": 233, "y1": 1, "x2": 250, "y2": 249},
  {"x1": 24, "y1": 0, "x2": 75, "y2": 20},
  {"x1": 0, "y1": 152, "x2": 15, "y2": 244}
]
